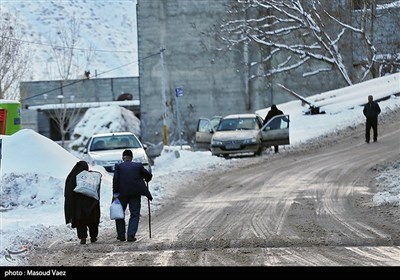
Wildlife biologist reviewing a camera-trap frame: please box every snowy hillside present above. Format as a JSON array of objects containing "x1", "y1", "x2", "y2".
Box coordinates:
[{"x1": 1, "y1": 0, "x2": 138, "y2": 81}]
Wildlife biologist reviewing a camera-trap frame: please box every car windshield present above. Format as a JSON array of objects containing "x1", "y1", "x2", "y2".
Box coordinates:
[
  {"x1": 210, "y1": 117, "x2": 221, "y2": 130},
  {"x1": 217, "y1": 118, "x2": 259, "y2": 131},
  {"x1": 90, "y1": 135, "x2": 142, "y2": 151}
]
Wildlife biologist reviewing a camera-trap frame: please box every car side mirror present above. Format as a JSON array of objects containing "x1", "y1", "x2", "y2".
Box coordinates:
[
  {"x1": 143, "y1": 143, "x2": 148, "y2": 150},
  {"x1": 83, "y1": 148, "x2": 88, "y2": 154}
]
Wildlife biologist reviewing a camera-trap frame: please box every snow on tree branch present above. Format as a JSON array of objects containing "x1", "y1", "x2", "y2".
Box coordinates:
[{"x1": 208, "y1": 0, "x2": 397, "y2": 86}]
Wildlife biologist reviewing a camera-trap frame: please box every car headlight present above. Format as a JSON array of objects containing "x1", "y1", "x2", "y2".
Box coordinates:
[
  {"x1": 133, "y1": 155, "x2": 147, "y2": 163},
  {"x1": 211, "y1": 139, "x2": 223, "y2": 145},
  {"x1": 243, "y1": 138, "x2": 257, "y2": 144}
]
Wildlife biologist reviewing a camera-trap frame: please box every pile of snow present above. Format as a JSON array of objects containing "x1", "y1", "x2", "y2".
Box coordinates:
[{"x1": 69, "y1": 105, "x2": 141, "y2": 154}]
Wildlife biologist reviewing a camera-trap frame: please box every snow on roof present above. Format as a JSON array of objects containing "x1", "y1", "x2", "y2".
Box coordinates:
[
  {"x1": 0, "y1": 99, "x2": 20, "y2": 104},
  {"x1": 27, "y1": 100, "x2": 139, "y2": 110}
]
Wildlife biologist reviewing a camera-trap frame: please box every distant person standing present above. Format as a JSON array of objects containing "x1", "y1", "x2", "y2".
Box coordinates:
[
  {"x1": 263, "y1": 104, "x2": 284, "y2": 153},
  {"x1": 64, "y1": 161, "x2": 101, "y2": 245},
  {"x1": 113, "y1": 149, "x2": 153, "y2": 242},
  {"x1": 363, "y1": 95, "x2": 381, "y2": 143}
]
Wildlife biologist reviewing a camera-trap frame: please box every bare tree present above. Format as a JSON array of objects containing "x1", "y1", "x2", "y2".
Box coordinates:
[
  {"x1": 46, "y1": 17, "x2": 94, "y2": 80},
  {"x1": 210, "y1": 0, "x2": 396, "y2": 86},
  {"x1": 0, "y1": 13, "x2": 30, "y2": 99},
  {"x1": 45, "y1": 17, "x2": 95, "y2": 147},
  {"x1": 47, "y1": 96, "x2": 84, "y2": 148}
]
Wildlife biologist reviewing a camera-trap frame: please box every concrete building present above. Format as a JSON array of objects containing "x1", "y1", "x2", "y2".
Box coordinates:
[
  {"x1": 137, "y1": 0, "x2": 400, "y2": 147},
  {"x1": 20, "y1": 77, "x2": 139, "y2": 141},
  {"x1": 20, "y1": 0, "x2": 399, "y2": 150}
]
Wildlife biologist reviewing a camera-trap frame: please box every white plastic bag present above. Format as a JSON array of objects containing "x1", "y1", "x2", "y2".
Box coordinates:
[
  {"x1": 110, "y1": 198, "x2": 124, "y2": 220},
  {"x1": 74, "y1": 171, "x2": 102, "y2": 200}
]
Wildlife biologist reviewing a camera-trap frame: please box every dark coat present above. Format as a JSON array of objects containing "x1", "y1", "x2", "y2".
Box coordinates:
[
  {"x1": 64, "y1": 161, "x2": 100, "y2": 228},
  {"x1": 113, "y1": 160, "x2": 153, "y2": 200},
  {"x1": 363, "y1": 101, "x2": 381, "y2": 119},
  {"x1": 263, "y1": 105, "x2": 284, "y2": 127}
]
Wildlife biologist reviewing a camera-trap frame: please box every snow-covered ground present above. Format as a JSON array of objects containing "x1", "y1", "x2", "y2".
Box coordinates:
[
  {"x1": 1, "y1": 0, "x2": 399, "y2": 267},
  {"x1": 0, "y1": 74, "x2": 400, "y2": 266},
  {"x1": 1, "y1": 0, "x2": 138, "y2": 81}
]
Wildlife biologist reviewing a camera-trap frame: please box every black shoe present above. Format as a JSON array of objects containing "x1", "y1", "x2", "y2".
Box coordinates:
[
  {"x1": 117, "y1": 236, "x2": 126, "y2": 241},
  {"x1": 374, "y1": 139, "x2": 377, "y2": 142},
  {"x1": 80, "y1": 239, "x2": 86, "y2": 245},
  {"x1": 127, "y1": 237, "x2": 137, "y2": 242},
  {"x1": 366, "y1": 140, "x2": 370, "y2": 143},
  {"x1": 90, "y1": 238, "x2": 97, "y2": 243}
]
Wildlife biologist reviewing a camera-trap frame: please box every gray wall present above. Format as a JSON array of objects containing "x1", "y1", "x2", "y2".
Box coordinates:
[
  {"x1": 19, "y1": 0, "x2": 399, "y2": 148},
  {"x1": 137, "y1": 0, "x2": 252, "y2": 146},
  {"x1": 136, "y1": 0, "x2": 342, "y2": 146},
  {"x1": 137, "y1": 0, "x2": 399, "y2": 147},
  {"x1": 353, "y1": 5, "x2": 400, "y2": 72},
  {"x1": 20, "y1": 77, "x2": 139, "y2": 106},
  {"x1": 20, "y1": 77, "x2": 139, "y2": 139}
]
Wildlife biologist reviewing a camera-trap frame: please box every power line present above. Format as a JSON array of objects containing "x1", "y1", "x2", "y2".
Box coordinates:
[
  {"x1": 0, "y1": 35, "x2": 135, "y2": 53},
  {"x1": 21, "y1": 61, "x2": 137, "y2": 102},
  {"x1": 20, "y1": 50, "x2": 163, "y2": 102}
]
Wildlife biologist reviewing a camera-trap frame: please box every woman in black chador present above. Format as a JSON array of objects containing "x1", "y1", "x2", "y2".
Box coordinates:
[{"x1": 64, "y1": 161, "x2": 100, "y2": 244}]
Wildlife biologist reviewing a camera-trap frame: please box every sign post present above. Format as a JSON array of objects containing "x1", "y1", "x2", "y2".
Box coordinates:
[{"x1": 175, "y1": 87, "x2": 184, "y2": 149}]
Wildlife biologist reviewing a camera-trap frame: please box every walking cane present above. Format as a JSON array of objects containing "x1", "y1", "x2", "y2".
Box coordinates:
[{"x1": 146, "y1": 181, "x2": 152, "y2": 238}]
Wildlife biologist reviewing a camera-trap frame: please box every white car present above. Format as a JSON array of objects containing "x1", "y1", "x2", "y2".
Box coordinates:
[{"x1": 82, "y1": 132, "x2": 152, "y2": 172}]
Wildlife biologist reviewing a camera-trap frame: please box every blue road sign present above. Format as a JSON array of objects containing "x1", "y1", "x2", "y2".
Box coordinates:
[{"x1": 175, "y1": 87, "x2": 184, "y2": 97}]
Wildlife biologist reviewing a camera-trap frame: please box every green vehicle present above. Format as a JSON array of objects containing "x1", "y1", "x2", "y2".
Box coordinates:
[{"x1": 0, "y1": 99, "x2": 22, "y2": 135}]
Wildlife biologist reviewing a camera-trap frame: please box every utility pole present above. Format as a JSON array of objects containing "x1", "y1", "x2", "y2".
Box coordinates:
[{"x1": 160, "y1": 47, "x2": 167, "y2": 145}]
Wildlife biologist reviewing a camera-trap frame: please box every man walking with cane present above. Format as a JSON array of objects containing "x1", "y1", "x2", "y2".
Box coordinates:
[{"x1": 113, "y1": 149, "x2": 153, "y2": 242}]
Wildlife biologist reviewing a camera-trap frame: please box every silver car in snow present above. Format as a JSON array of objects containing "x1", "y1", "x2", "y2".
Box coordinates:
[{"x1": 209, "y1": 113, "x2": 290, "y2": 158}]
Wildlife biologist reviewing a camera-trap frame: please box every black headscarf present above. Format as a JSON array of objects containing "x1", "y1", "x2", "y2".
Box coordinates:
[{"x1": 64, "y1": 161, "x2": 89, "y2": 225}]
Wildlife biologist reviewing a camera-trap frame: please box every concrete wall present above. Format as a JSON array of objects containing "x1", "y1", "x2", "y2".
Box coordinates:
[
  {"x1": 137, "y1": 0, "x2": 399, "y2": 147},
  {"x1": 137, "y1": 0, "x2": 251, "y2": 146},
  {"x1": 19, "y1": 1, "x2": 399, "y2": 148},
  {"x1": 20, "y1": 77, "x2": 139, "y2": 140},
  {"x1": 136, "y1": 0, "x2": 343, "y2": 146},
  {"x1": 353, "y1": 5, "x2": 400, "y2": 65},
  {"x1": 20, "y1": 77, "x2": 139, "y2": 106}
]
